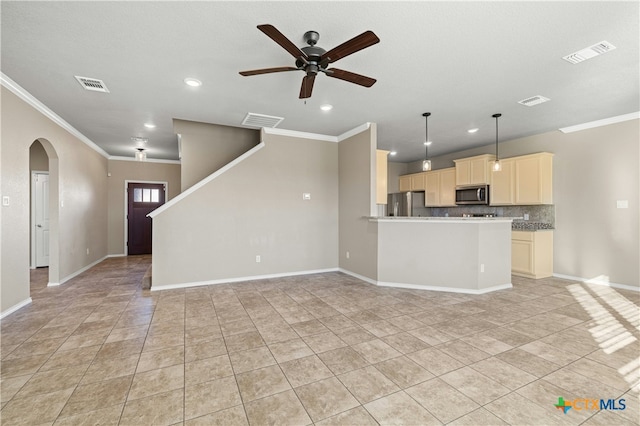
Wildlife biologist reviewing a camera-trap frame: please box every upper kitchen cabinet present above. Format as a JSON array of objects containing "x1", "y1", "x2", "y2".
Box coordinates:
[
  {"x1": 399, "y1": 172, "x2": 426, "y2": 192},
  {"x1": 490, "y1": 152, "x2": 553, "y2": 205},
  {"x1": 490, "y1": 158, "x2": 516, "y2": 205},
  {"x1": 425, "y1": 168, "x2": 456, "y2": 207},
  {"x1": 454, "y1": 154, "x2": 495, "y2": 186},
  {"x1": 376, "y1": 150, "x2": 389, "y2": 204},
  {"x1": 515, "y1": 152, "x2": 553, "y2": 205}
]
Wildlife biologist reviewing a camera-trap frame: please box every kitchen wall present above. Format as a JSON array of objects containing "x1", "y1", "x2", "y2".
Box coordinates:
[
  {"x1": 387, "y1": 161, "x2": 408, "y2": 193},
  {"x1": 1, "y1": 86, "x2": 108, "y2": 314},
  {"x1": 106, "y1": 159, "x2": 181, "y2": 255},
  {"x1": 151, "y1": 129, "x2": 339, "y2": 289},
  {"x1": 175, "y1": 119, "x2": 259, "y2": 191},
  {"x1": 338, "y1": 124, "x2": 378, "y2": 281},
  {"x1": 406, "y1": 119, "x2": 640, "y2": 288}
]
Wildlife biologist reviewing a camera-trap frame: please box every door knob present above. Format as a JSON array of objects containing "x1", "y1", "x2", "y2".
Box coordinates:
[{"x1": 37, "y1": 224, "x2": 42, "y2": 228}]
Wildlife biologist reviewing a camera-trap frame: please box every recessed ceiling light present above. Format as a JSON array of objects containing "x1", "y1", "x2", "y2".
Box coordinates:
[
  {"x1": 320, "y1": 104, "x2": 333, "y2": 111},
  {"x1": 390, "y1": 151, "x2": 397, "y2": 156},
  {"x1": 424, "y1": 141, "x2": 432, "y2": 146},
  {"x1": 467, "y1": 128, "x2": 479, "y2": 133},
  {"x1": 184, "y1": 78, "x2": 202, "y2": 87},
  {"x1": 144, "y1": 123, "x2": 156, "y2": 129}
]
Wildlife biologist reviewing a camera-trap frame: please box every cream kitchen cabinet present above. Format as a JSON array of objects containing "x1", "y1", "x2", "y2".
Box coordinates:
[
  {"x1": 515, "y1": 152, "x2": 553, "y2": 205},
  {"x1": 490, "y1": 152, "x2": 553, "y2": 206},
  {"x1": 489, "y1": 158, "x2": 515, "y2": 205},
  {"x1": 454, "y1": 154, "x2": 495, "y2": 186},
  {"x1": 376, "y1": 150, "x2": 389, "y2": 204},
  {"x1": 399, "y1": 172, "x2": 426, "y2": 192},
  {"x1": 424, "y1": 168, "x2": 456, "y2": 207},
  {"x1": 511, "y1": 230, "x2": 553, "y2": 279}
]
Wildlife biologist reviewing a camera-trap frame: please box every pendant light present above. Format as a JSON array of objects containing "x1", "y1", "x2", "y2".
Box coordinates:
[
  {"x1": 492, "y1": 113, "x2": 502, "y2": 172},
  {"x1": 135, "y1": 148, "x2": 147, "y2": 162},
  {"x1": 422, "y1": 112, "x2": 432, "y2": 171}
]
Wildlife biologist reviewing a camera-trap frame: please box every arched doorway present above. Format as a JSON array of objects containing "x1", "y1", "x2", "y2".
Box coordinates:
[{"x1": 29, "y1": 138, "x2": 60, "y2": 287}]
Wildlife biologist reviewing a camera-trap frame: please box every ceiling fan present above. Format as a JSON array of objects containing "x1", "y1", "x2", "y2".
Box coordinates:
[{"x1": 239, "y1": 24, "x2": 380, "y2": 99}]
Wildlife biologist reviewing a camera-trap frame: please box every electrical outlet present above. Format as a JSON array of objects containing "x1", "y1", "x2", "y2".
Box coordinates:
[
  {"x1": 256, "y1": 255, "x2": 261, "y2": 263},
  {"x1": 524, "y1": 213, "x2": 530, "y2": 220},
  {"x1": 2, "y1": 196, "x2": 9, "y2": 206},
  {"x1": 303, "y1": 193, "x2": 311, "y2": 200},
  {"x1": 86, "y1": 248, "x2": 90, "y2": 255},
  {"x1": 480, "y1": 264, "x2": 485, "y2": 273},
  {"x1": 346, "y1": 251, "x2": 350, "y2": 259}
]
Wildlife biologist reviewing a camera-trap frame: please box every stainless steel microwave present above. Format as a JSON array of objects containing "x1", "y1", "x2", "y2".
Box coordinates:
[{"x1": 456, "y1": 185, "x2": 489, "y2": 205}]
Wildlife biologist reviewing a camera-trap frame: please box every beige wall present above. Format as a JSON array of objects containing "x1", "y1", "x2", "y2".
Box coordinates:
[
  {"x1": 406, "y1": 119, "x2": 640, "y2": 287},
  {"x1": 338, "y1": 124, "x2": 379, "y2": 280},
  {"x1": 151, "y1": 130, "x2": 339, "y2": 288},
  {"x1": 1, "y1": 86, "x2": 108, "y2": 313},
  {"x1": 174, "y1": 119, "x2": 259, "y2": 191},
  {"x1": 107, "y1": 160, "x2": 181, "y2": 255},
  {"x1": 387, "y1": 161, "x2": 408, "y2": 194}
]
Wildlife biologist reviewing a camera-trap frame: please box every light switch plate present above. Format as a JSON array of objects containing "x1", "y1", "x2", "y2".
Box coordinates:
[
  {"x1": 2, "y1": 196, "x2": 9, "y2": 206},
  {"x1": 303, "y1": 193, "x2": 311, "y2": 200},
  {"x1": 617, "y1": 200, "x2": 629, "y2": 209}
]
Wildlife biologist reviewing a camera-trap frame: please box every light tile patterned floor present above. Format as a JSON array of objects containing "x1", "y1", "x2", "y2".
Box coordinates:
[{"x1": 1, "y1": 256, "x2": 639, "y2": 425}]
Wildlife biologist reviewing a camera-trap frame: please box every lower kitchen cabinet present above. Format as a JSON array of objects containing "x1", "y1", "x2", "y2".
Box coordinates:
[{"x1": 511, "y1": 230, "x2": 553, "y2": 279}]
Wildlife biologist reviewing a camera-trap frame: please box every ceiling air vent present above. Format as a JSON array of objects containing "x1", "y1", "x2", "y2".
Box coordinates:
[
  {"x1": 241, "y1": 113, "x2": 284, "y2": 128},
  {"x1": 562, "y1": 41, "x2": 616, "y2": 64},
  {"x1": 75, "y1": 76, "x2": 110, "y2": 93},
  {"x1": 518, "y1": 95, "x2": 550, "y2": 107}
]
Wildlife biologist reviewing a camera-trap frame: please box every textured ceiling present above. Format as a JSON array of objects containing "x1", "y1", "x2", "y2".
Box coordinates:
[{"x1": 1, "y1": 1, "x2": 638, "y2": 162}]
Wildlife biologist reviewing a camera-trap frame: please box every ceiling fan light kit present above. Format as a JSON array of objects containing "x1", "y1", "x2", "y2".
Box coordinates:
[{"x1": 240, "y1": 24, "x2": 379, "y2": 99}]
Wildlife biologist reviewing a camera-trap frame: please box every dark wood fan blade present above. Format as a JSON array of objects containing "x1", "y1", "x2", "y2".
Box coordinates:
[
  {"x1": 320, "y1": 30, "x2": 379, "y2": 64},
  {"x1": 326, "y1": 68, "x2": 376, "y2": 87},
  {"x1": 299, "y1": 75, "x2": 315, "y2": 99},
  {"x1": 239, "y1": 67, "x2": 299, "y2": 76},
  {"x1": 258, "y1": 24, "x2": 308, "y2": 60}
]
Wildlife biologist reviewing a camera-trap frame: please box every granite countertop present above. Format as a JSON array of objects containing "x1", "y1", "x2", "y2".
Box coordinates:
[
  {"x1": 368, "y1": 216, "x2": 519, "y2": 222},
  {"x1": 511, "y1": 221, "x2": 554, "y2": 231}
]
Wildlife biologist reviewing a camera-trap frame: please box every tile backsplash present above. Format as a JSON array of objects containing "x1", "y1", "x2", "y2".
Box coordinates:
[{"x1": 427, "y1": 204, "x2": 555, "y2": 227}]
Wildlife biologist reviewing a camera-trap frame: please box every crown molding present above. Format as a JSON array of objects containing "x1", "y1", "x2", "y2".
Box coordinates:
[
  {"x1": 262, "y1": 127, "x2": 338, "y2": 142},
  {"x1": 559, "y1": 111, "x2": 640, "y2": 133},
  {"x1": 1, "y1": 72, "x2": 110, "y2": 158},
  {"x1": 108, "y1": 156, "x2": 181, "y2": 164},
  {"x1": 262, "y1": 122, "x2": 371, "y2": 143}
]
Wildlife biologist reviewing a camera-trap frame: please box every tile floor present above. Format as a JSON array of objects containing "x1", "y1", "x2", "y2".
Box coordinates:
[{"x1": 1, "y1": 256, "x2": 639, "y2": 425}]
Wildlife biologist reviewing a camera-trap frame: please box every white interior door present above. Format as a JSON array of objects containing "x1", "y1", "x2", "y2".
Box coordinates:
[{"x1": 34, "y1": 172, "x2": 50, "y2": 267}]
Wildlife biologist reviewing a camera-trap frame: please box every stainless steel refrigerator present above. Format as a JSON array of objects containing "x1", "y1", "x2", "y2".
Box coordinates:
[{"x1": 387, "y1": 192, "x2": 425, "y2": 217}]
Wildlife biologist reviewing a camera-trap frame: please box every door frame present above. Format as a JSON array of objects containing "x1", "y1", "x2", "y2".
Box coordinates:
[
  {"x1": 124, "y1": 180, "x2": 169, "y2": 255},
  {"x1": 31, "y1": 170, "x2": 49, "y2": 269}
]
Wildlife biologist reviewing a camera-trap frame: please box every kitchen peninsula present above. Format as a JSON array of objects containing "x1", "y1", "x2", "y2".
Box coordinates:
[{"x1": 369, "y1": 216, "x2": 514, "y2": 294}]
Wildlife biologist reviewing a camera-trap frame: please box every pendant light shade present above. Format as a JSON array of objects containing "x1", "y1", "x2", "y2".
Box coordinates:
[
  {"x1": 135, "y1": 148, "x2": 147, "y2": 162},
  {"x1": 492, "y1": 113, "x2": 502, "y2": 172},
  {"x1": 422, "y1": 112, "x2": 432, "y2": 171}
]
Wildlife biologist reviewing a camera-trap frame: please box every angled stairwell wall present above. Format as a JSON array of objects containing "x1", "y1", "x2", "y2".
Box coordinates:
[
  {"x1": 149, "y1": 129, "x2": 339, "y2": 290},
  {"x1": 174, "y1": 119, "x2": 260, "y2": 191}
]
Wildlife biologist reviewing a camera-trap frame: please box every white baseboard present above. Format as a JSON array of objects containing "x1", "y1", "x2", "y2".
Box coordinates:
[
  {"x1": 150, "y1": 268, "x2": 340, "y2": 292},
  {"x1": 338, "y1": 268, "x2": 512, "y2": 294},
  {"x1": 553, "y1": 273, "x2": 640, "y2": 292},
  {"x1": 379, "y1": 281, "x2": 512, "y2": 294},
  {"x1": 0, "y1": 297, "x2": 33, "y2": 320},
  {"x1": 337, "y1": 268, "x2": 378, "y2": 286},
  {"x1": 107, "y1": 253, "x2": 126, "y2": 258},
  {"x1": 49, "y1": 255, "x2": 108, "y2": 287}
]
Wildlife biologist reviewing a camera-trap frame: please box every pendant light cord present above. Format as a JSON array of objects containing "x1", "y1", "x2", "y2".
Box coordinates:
[{"x1": 492, "y1": 113, "x2": 502, "y2": 161}]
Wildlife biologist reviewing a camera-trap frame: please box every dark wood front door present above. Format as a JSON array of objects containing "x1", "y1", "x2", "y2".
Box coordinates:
[{"x1": 127, "y1": 183, "x2": 165, "y2": 255}]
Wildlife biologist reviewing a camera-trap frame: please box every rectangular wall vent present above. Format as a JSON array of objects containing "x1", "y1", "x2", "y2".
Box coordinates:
[
  {"x1": 75, "y1": 76, "x2": 110, "y2": 92},
  {"x1": 518, "y1": 95, "x2": 550, "y2": 107},
  {"x1": 562, "y1": 41, "x2": 616, "y2": 64},
  {"x1": 241, "y1": 113, "x2": 284, "y2": 128}
]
